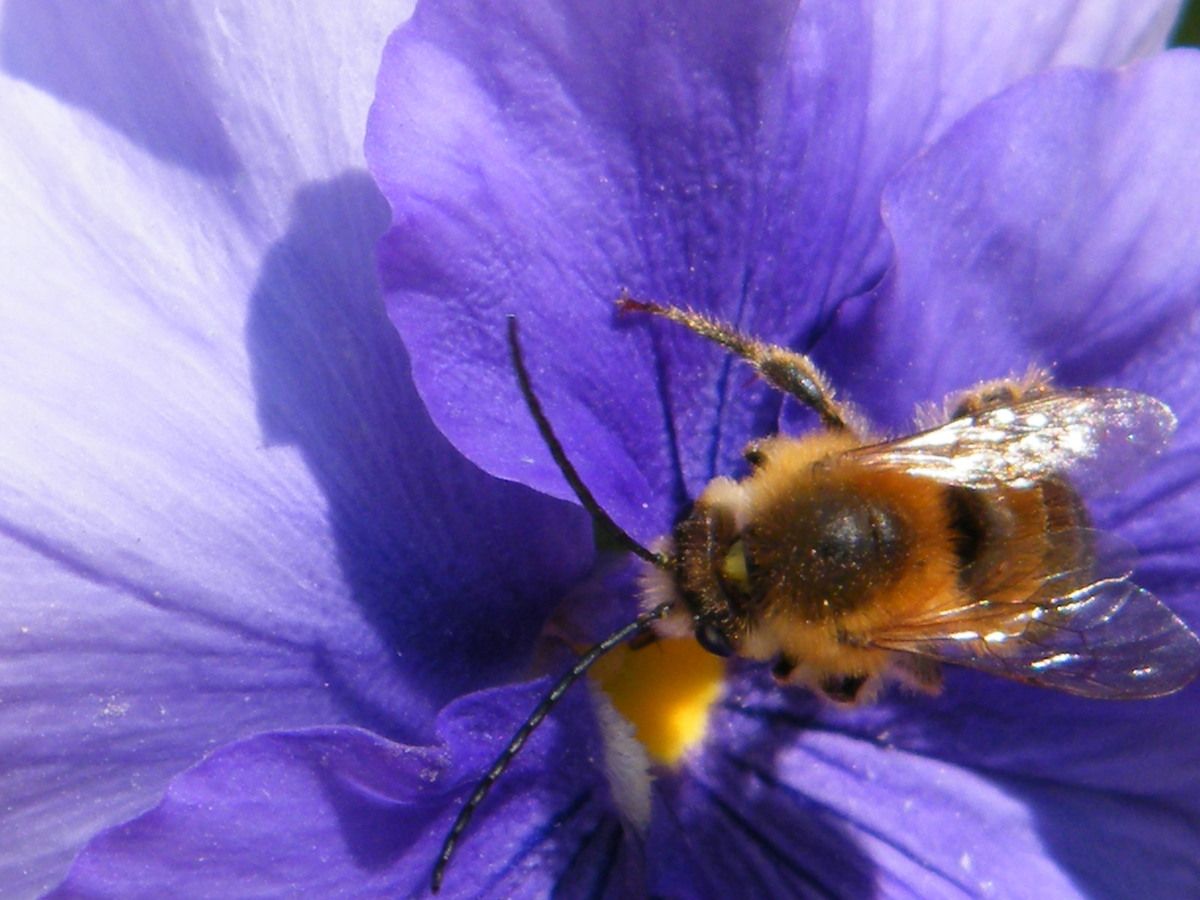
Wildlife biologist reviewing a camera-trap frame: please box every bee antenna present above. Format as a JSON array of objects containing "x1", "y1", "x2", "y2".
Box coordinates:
[
  {"x1": 431, "y1": 599, "x2": 675, "y2": 892},
  {"x1": 507, "y1": 315, "x2": 672, "y2": 570}
]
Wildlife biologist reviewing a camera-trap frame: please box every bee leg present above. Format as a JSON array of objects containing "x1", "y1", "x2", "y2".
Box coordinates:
[
  {"x1": 949, "y1": 368, "x2": 1053, "y2": 418},
  {"x1": 743, "y1": 440, "x2": 767, "y2": 470},
  {"x1": 617, "y1": 294, "x2": 855, "y2": 433},
  {"x1": 893, "y1": 655, "x2": 943, "y2": 694},
  {"x1": 818, "y1": 674, "x2": 868, "y2": 704},
  {"x1": 771, "y1": 655, "x2": 798, "y2": 684}
]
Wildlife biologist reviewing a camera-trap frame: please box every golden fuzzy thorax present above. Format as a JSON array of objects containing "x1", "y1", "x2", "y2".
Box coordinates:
[
  {"x1": 657, "y1": 429, "x2": 1078, "y2": 700},
  {"x1": 736, "y1": 433, "x2": 960, "y2": 690}
]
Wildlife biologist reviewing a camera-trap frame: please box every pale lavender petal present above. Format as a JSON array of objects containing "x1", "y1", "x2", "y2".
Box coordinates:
[
  {"x1": 2, "y1": 0, "x2": 238, "y2": 176},
  {"x1": 0, "y1": 3, "x2": 589, "y2": 893}
]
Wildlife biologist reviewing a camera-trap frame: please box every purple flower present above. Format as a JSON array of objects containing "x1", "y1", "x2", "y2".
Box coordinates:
[
  {"x1": 9, "y1": 3, "x2": 1199, "y2": 900},
  {"x1": 360, "y1": 1, "x2": 1200, "y2": 897}
]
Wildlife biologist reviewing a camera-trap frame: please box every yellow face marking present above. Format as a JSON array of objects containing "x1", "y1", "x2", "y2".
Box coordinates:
[
  {"x1": 592, "y1": 637, "x2": 726, "y2": 766},
  {"x1": 721, "y1": 539, "x2": 749, "y2": 589}
]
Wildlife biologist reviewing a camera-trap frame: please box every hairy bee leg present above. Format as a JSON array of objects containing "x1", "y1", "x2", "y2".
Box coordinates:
[
  {"x1": 949, "y1": 367, "x2": 1053, "y2": 418},
  {"x1": 818, "y1": 674, "x2": 869, "y2": 704},
  {"x1": 771, "y1": 655, "x2": 798, "y2": 683},
  {"x1": 742, "y1": 440, "x2": 767, "y2": 470},
  {"x1": 892, "y1": 655, "x2": 943, "y2": 694},
  {"x1": 617, "y1": 294, "x2": 854, "y2": 433}
]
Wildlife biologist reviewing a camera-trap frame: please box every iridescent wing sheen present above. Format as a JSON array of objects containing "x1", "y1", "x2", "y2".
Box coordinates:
[
  {"x1": 869, "y1": 530, "x2": 1200, "y2": 698},
  {"x1": 849, "y1": 389, "x2": 1176, "y2": 493}
]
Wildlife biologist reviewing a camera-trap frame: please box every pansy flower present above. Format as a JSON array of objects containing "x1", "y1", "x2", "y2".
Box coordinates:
[
  {"x1": 7, "y1": 1, "x2": 1200, "y2": 899},
  {"x1": 363, "y1": 1, "x2": 1200, "y2": 897}
]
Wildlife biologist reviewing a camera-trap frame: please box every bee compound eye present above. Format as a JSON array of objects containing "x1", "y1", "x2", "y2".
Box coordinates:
[{"x1": 695, "y1": 621, "x2": 734, "y2": 658}]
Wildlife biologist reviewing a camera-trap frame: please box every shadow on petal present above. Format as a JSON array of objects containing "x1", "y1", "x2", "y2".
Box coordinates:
[
  {"x1": 245, "y1": 171, "x2": 593, "y2": 739},
  {"x1": 0, "y1": 0, "x2": 241, "y2": 177},
  {"x1": 1017, "y1": 774, "x2": 1200, "y2": 899},
  {"x1": 306, "y1": 737, "x2": 430, "y2": 873}
]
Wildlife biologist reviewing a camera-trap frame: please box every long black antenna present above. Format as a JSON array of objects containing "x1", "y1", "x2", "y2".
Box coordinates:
[
  {"x1": 431, "y1": 599, "x2": 674, "y2": 892},
  {"x1": 507, "y1": 316, "x2": 671, "y2": 570}
]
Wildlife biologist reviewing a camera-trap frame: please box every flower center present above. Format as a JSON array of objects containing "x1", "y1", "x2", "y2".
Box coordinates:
[{"x1": 591, "y1": 636, "x2": 727, "y2": 765}]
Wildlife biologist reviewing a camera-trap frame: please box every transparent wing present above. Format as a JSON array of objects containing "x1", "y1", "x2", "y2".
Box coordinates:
[
  {"x1": 870, "y1": 531, "x2": 1200, "y2": 699},
  {"x1": 849, "y1": 389, "x2": 1176, "y2": 493}
]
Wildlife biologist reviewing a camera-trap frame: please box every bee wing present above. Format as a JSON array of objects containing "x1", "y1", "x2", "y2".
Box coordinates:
[
  {"x1": 870, "y1": 531, "x2": 1200, "y2": 698},
  {"x1": 848, "y1": 389, "x2": 1176, "y2": 492}
]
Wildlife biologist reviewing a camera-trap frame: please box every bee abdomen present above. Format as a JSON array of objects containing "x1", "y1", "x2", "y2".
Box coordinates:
[
  {"x1": 944, "y1": 486, "x2": 990, "y2": 570},
  {"x1": 943, "y1": 480, "x2": 1090, "y2": 604}
]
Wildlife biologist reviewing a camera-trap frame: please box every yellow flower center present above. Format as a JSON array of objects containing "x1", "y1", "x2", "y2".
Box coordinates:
[{"x1": 591, "y1": 636, "x2": 727, "y2": 765}]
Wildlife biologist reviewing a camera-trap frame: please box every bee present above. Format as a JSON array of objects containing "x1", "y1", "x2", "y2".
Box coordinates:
[{"x1": 432, "y1": 298, "x2": 1200, "y2": 892}]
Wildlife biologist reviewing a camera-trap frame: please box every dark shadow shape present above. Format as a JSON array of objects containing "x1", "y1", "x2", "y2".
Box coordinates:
[
  {"x1": 312, "y1": 750, "x2": 421, "y2": 873},
  {"x1": 784, "y1": 660, "x2": 1200, "y2": 900},
  {"x1": 1013, "y1": 776, "x2": 1198, "y2": 900},
  {"x1": 933, "y1": 669, "x2": 1200, "y2": 900},
  {"x1": 245, "y1": 170, "x2": 590, "y2": 742},
  {"x1": 1, "y1": 0, "x2": 240, "y2": 177}
]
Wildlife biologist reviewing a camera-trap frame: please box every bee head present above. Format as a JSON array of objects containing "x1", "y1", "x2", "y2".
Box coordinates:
[{"x1": 667, "y1": 477, "x2": 756, "y2": 658}]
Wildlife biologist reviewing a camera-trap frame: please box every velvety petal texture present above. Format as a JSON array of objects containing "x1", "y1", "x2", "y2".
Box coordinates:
[
  {"x1": 0, "y1": 2, "x2": 589, "y2": 894},
  {"x1": 369, "y1": 0, "x2": 1183, "y2": 544},
  {"x1": 52, "y1": 682, "x2": 637, "y2": 900},
  {"x1": 690, "y1": 670, "x2": 1200, "y2": 898}
]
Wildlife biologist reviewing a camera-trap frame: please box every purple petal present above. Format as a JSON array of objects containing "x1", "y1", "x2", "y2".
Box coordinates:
[
  {"x1": 0, "y1": 3, "x2": 589, "y2": 893},
  {"x1": 51, "y1": 682, "x2": 638, "y2": 899},
  {"x1": 659, "y1": 674, "x2": 1200, "y2": 898},
  {"x1": 788, "y1": 663, "x2": 1196, "y2": 807},
  {"x1": 369, "y1": 0, "x2": 1181, "y2": 542},
  {"x1": 822, "y1": 54, "x2": 1200, "y2": 613}
]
